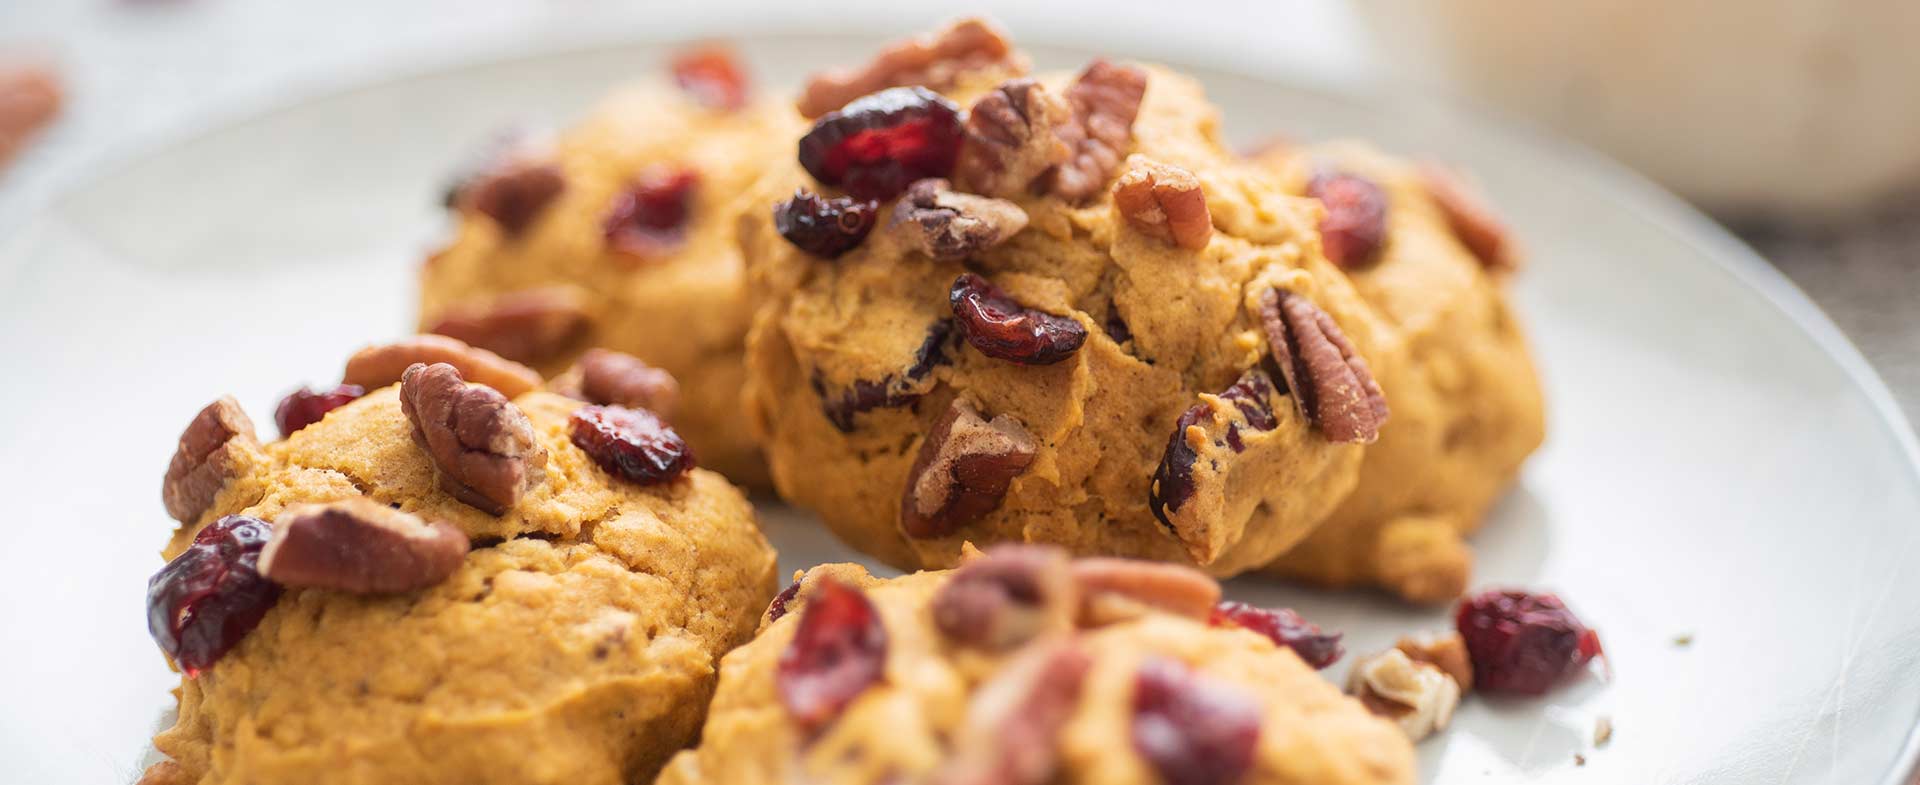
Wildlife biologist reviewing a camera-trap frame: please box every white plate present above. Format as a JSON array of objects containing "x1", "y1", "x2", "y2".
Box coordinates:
[{"x1": 3, "y1": 34, "x2": 1917, "y2": 785}]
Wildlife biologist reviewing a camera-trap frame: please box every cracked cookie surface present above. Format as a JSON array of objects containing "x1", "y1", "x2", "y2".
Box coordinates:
[
  {"x1": 418, "y1": 72, "x2": 801, "y2": 487},
  {"x1": 145, "y1": 387, "x2": 778, "y2": 785}
]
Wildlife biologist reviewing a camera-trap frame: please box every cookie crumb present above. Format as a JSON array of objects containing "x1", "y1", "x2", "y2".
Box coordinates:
[
  {"x1": 1673, "y1": 633, "x2": 1694, "y2": 647},
  {"x1": 1594, "y1": 715, "x2": 1614, "y2": 747},
  {"x1": 1574, "y1": 753, "x2": 1586, "y2": 766}
]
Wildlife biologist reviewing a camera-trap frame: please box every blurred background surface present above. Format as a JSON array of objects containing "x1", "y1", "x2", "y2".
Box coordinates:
[{"x1": 2, "y1": 0, "x2": 1915, "y2": 422}]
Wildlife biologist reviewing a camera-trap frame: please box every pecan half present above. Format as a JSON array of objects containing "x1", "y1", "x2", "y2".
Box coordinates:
[
  {"x1": 457, "y1": 160, "x2": 566, "y2": 238},
  {"x1": 548, "y1": 348, "x2": 679, "y2": 418},
  {"x1": 901, "y1": 400, "x2": 1038, "y2": 538},
  {"x1": 888, "y1": 178, "x2": 1029, "y2": 260},
  {"x1": 1070, "y1": 557, "x2": 1220, "y2": 625},
  {"x1": 1346, "y1": 647, "x2": 1461, "y2": 741},
  {"x1": 424, "y1": 287, "x2": 592, "y2": 365},
  {"x1": 931, "y1": 545, "x2": 1075, "y2": 649},
  {"x1": 1112, "y1": 156, "x2": 1212, "y2": 250},
  {"x1": 953, "y1": 78, "x2": 1071, "y2": 198},
  {"x1": 259, "y1": 498, "x2": 468, "y2": 593},
  {"x1": 931, "y1": 641, "x2": 1092, "y2": 785},
  {"x1": 1418, "y1": 162, "x2": 1518, "y2": 273},
  {"x1": 398, "y1": 362, "x2": 547, "y2": 515},
  {"x1": 1049, "y1": 60, "x2": 1147, "y2": 203},
  {"x1": 1259, "y1": 288, "x2": 1388, "y2": 443},
  {"x1": 343, "y1": 334, "x2": 543, "y2": 399},
  {"x1": 162, "y1": 397, "x2": 259, "y2": 525},
  {"x1": 796, "y1": 18, "x2": 1024, "y2": 118}
]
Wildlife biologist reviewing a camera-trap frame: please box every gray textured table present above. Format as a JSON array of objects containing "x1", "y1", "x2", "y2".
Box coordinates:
[{"x1": 3, "y1": 0, "x2": 1914, "y2": 428}]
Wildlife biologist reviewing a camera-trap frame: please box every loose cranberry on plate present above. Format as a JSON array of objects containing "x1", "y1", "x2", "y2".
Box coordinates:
[{"x1": 1455, "y1": 588, "x2": 1604, "y2": 695}]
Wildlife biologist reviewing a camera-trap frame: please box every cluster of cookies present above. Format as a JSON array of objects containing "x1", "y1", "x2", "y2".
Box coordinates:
[{"x1": 141, "y1": 18, "x2": 1593, "y2": 785}]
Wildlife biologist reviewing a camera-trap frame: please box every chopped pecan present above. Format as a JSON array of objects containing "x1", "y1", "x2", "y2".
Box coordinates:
[
  {"x1": 953, "y1": 78, "x2": 1071, "y2": 198},
  {"x1": 549, "y1": 348, "x2": 679, "y2": 418},
  {"x1": 1346, "y1": 647, "x2": 1461, "y2": 741},
  {"x1": 398, "y1": 362, "x2": 547, "y2": 515},
  {"x1": 457, "y1": 160, "x2": 566, "y2": 238},
  {"x1": 931, "y1": 545, "x2": 1074, "y2": 649},
  {"x1": 259, "y1": 498, "x2": 468, "y2": 593},
  {"x1": 1113, "y1": 156, "x2": 1212, "y2": 250},
  {"x1": 424, "y1": 287, "x2": 592, "y2": 365},
  {"x1": 1396, "y1": 630, "x2": 1474, "y2": 692},
  {"x1": 0, "y1": 66, "x2": 61, "y2": 170},
  {"x1": 901, "y1": 400, "x2": 1038, "y2": 538},
  {"x1": 343, "y1": 334, "x2": 543, "y2": 399},
  {"x1": 1070, "y1": 557, "x2": 1220, "y2": 625},
  {"x1": 1049, "y1": 60, "x2": 1147, "y2": 202},
  {"x1": 888, "y1": 178, "x2": 1029, "y2": 260},
  {"x1": 931, "y1": 641, "x2": 1092, "y2": 785},
  {"x1": 1259, "y1": 288, "x2": 1388, "y2": 443},
  {"x1": 796, "y1": 18, "x2": 1024, "y2": 118},
  {"x1": 162, "y1": 397, "x2": 259, "y2": 524},
  {"x1": 1418, "y1": 162, "x2": 1519, "y2": 273}
]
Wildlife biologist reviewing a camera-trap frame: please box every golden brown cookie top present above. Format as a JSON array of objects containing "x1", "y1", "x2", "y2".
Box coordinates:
[{"x1": 658, "y1": 548, "x2": 1414, "y2": 785}]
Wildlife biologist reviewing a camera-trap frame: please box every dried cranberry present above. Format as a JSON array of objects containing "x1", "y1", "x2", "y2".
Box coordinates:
[
  {"x1": 603, "y1": 166, "x2": 700, "y2": 260},
  {"x1": 1455, "y1": 589, "x2": 1604, "y2": 695},
  {"x1": 1209, "y1": 601, "x2": 1343, "y2": 669},
  {"x1": 569, "y1": 404, "x2": 695, "y2": 484},
  {"x1": 773, "y1": 189, "x2": 880, "y2": 258},
  {"x1": 814, "y1": 319, "x2": 952, "y2": 431},
  {"x1": 797, "y1": 87, "x2": 964, "y2": 201},
  {"x1": 1216, "y1": 370, "x2": 1278, "y2": 453},
  {"x1": 777, "y1": 577, "x2": 888, "y2": 730},
  {"x1": 767, "y1": 577, "x2": 803, "y2": 622},
  {"x1": 1306, "y1": 171, "x2": 1388, "y2": 269},
  {"x1": 1147, "y1": 403, "x2": 1207, "y2": 530},
  {"x1": 949, "y1": 273, "x2": 1087, "y2": 366},
  {"x1": 670, "y1": 45, "x2": 750, "y2": 111},
  {"x1": 1131, "y1": 657, "x2": 1262, "y2": 785},
  {"x1": 273, "y1": 384, "x2": 365, "y2": 437},
  {"x1": 146, "y1": 515, "x2": 282, "y2": 677}
]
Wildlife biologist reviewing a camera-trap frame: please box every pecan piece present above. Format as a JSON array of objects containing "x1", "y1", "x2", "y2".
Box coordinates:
[
  {"x1": 796, "y1": 18, "x2": 1024, "y2": 118},
  {"x1": 457, "y1": 160, "x2": 566, "y2": 238},
  {"x1": 398, "y1": 362, "x2": 547, "y2": 515},
  {"x1": 1346, "y1": 647, "x2": 1461, "y2": 741},
  {"x1": 1049, "y1": 60, "x2": 1147, "y2": 202},
  {"x1": 887, "y1": 178, "x2": 1028, "y2": 261},
  {"x1": 1113, "y1": 156, "x2": 1212, "y2": 250},
  {"x1": 424, "y1": 287, "x2": 591, "y2": 365},
  {"x1": 1396, "y1": 630, "x2": 1474, "y2": 692},
  {"x1": 953, "y1": 78, "x2": 1071, "y2": 198},
  {"x1": 162, "y1": 397, "x2": 259, "y2": 524},
  {"x1": 343, "y1": 334, "x2": 543, "y2": 399},
  {"x1": 931, "y1": 545, "x2": 1074, "y2": 649},
  {"x1": 931, "y1": 641, "x2": 1092, "y2": 785},
  {"x1": 548, "y1": 348, "x2": 679, "y2": 418},
  {"x1": 259, "y1": 498, "x2": 468, "y2": 593},
  {"x1": 1070, "y1": 557, "x2": 1220, "y2": 625},
  {"x1": 901, "y1": 400, "x2": 1038, "y2": 538},
  {"x1": 1259, "y1": 288, "x2": 1388, "y2": 443},
  {"x1": 1418, "y1": 162, "x2": 1519, "y2": 273}
]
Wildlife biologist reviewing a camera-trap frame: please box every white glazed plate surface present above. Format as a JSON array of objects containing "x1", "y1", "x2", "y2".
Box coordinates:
[{"x1": 2, "y1": 34, "x2": 1917, "y2": 785}]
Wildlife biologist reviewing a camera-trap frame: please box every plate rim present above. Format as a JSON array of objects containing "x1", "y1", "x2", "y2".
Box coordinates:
[{"x1": 17, "y1": 27, "x2": 1920, "y2": 785}]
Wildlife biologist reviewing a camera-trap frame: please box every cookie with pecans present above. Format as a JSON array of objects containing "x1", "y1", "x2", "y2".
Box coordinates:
[
  {"x1": 658, "y1": 548, "x2": 1412, "y2": 785},
  {"x1": 1248, "y1": 142, "x2": 1546, "y2": 603},
  {"x1": 140, "y1": 337, "x2": 777, "y2": 785},
  {"x1": 417, "y1": 45, "x2": 801, "y2": 487},
  {"x1": 738, "y1": 22, "x2": 1390, "y2": 576}
]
